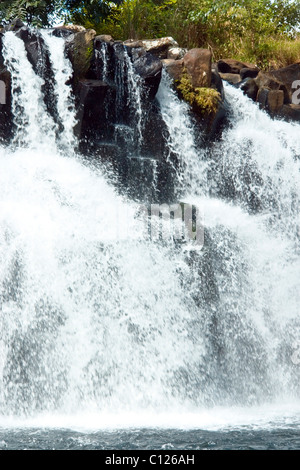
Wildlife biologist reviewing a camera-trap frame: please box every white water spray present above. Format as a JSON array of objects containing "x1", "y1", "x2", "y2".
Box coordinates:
[{"x1": 0, "y1": 32, "x2": 300, "y2": 426}]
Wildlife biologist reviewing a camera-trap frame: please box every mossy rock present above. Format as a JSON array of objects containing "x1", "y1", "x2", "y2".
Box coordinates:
[{"x1": 176, "y1": 71, "x2": 221, "y2": 116}]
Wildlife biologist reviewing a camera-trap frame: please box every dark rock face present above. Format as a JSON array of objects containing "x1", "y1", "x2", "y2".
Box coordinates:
[
  {"x1": 0, "y1": 33, "x2": 12, "y2": 141},
  {"x1": 0, "y1": 65, "x2": 12, "y2": 142},
  {"x1": 131, "y1": 49, "x2": 162, "y2": 100},
  {"x1": 52, "y1": 27, "x2": 75, "y2": 38}
]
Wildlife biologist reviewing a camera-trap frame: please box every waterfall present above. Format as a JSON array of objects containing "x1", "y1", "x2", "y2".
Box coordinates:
[
  {"x1": 3, "y1": 32, "x2": 57, "y2": 149},
  {"x1": 0, "y1": 30, "x2": 300, "y2": 424},
  {"x1": 113, "y1": 45, "x2": 144, "y2": 154},
  {"x1": 40, "y1": 30, "x2": 76, "y2": 151}
]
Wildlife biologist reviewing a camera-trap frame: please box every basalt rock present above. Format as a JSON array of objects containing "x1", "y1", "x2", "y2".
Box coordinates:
[
  {"x1": 140, "y1": 37, "x2": 179, "y2": 59},
  {"x1": 217, "y1": 59, "x2": 258, "y2": 74},
  {"x1": 167, "y1": 47, "x2": 187, "y2": 60},
  {"x1": 130, "y1": 48, "x2": 163, "y2": 100},
  {"x1": 183, "y1": 48, "x2": 212, "y2": 88},
  {"x1": 219, "y1": 73, "x2": 241, "y2": 85},
  {"x1": 255, "y1": 71, "x2": 290, "y2": 104},
  {"x1": 0, "y1": 64, "x2": 12, "y2": 141},
  {"x1": 239, "y1": 77, "x2": 259, "y2": 101},
  {"x1": 75, "y1": 79, "x2": 113, "y2": 149},
  {"x1": 257, "y1": 88, "x2": 284, "y2": 113},
  {"x1": 268, "y1": 63, "x2": 300, "y2": 103},
  {"x1": 161, "y1": 59, "x2": 184, "y2": 82},
  {"x1": 240, "y1": 67, "x2": 259, "y2": 80},
  {"x1": 65, "y1": 28, "x2": 97, "y2": 91}
]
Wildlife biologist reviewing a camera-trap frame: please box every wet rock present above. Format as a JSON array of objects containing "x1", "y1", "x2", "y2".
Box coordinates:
[
  {"x1": 52, "y1": 27, "x2": 75, "y2": 38},
  {"x1": 131, "y1": 49, "x2": 162, "y2": 100},
  {"x1": 239, "y1": 77, "x2": 259, "y2": 101},
  {"x1": 75, "y1": 79, "x2": 112, "y2": 146},
  {"x1": 0, "y1": 64, "x2": 12, "y2": 141}
]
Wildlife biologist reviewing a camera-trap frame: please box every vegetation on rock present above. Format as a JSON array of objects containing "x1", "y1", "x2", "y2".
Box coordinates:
[{"x1": 177, "y1": 72, "x2": 221, "y2": 115}]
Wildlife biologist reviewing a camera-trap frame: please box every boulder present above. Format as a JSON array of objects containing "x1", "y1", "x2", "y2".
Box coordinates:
[
  {"x1": 162, "y1": 59, "x2": 184, "y2": 82},
  {"x1": 141, "y1": 37, "x2": 178, "y2": 59},
  {"x1": 183, "y1": 48, "x2": 212, "y2": 88},
  {"x1": 123, "y1": 39, "x2": 143, "y2": 48},
  {"x1": 65, "y1": 28, "x2": 97, "y2": 88},
  {"x1": 240, "y1": 67, "x2": 259, "y2": 80},
  {"x1": 239, "y1": 77, "x2": 259, "y2": 101},
  {"x1": 219, "y1": 73, "x2": 241, "y2": 85},
  {"x1": 217, "y1": 59, "x2": 257, "y2": 74},
  {"x1": 97, "y1": 34, "x2": 114, "y2": 44},
  {"x1": 167, "y1": 47, "x2": 186, "y2": 60},
  {"x1": 255, "y1": 71, "x2": 290, "y2": 103},
  {"x1": 257, "y1": 88, "x2": 284, "y2": 113},
  {"x1": 268, "y1": 63, "x2": 300, "y2": 102},
  {"x1": 131, "y1": 49, "x2": 163, "y2": 100}
]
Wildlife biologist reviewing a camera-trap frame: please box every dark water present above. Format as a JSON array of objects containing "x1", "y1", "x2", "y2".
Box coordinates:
[{"x1": 0, "y1": 427, "x2": 300, "y2": 450}]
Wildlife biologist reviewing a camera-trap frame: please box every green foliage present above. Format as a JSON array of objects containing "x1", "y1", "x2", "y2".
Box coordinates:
[
  {"x1": 177, "y1": 72, "x2": 221, "y2": 115},
  {"x1": 1, "y1": 0, "x2": 300, "y2": 69},
  {"x1": 0, "y1": 0, "x2": 64, "y2": 26}
]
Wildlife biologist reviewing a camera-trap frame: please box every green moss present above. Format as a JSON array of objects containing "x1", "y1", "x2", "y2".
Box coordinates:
[{"x1": 177, "y1": 73, "x2": 221, "y2": 115}]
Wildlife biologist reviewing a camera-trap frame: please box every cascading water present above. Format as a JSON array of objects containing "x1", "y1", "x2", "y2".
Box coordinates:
[{"x1": 0, "y1": 29, "x2": 300, "y2": 442}]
